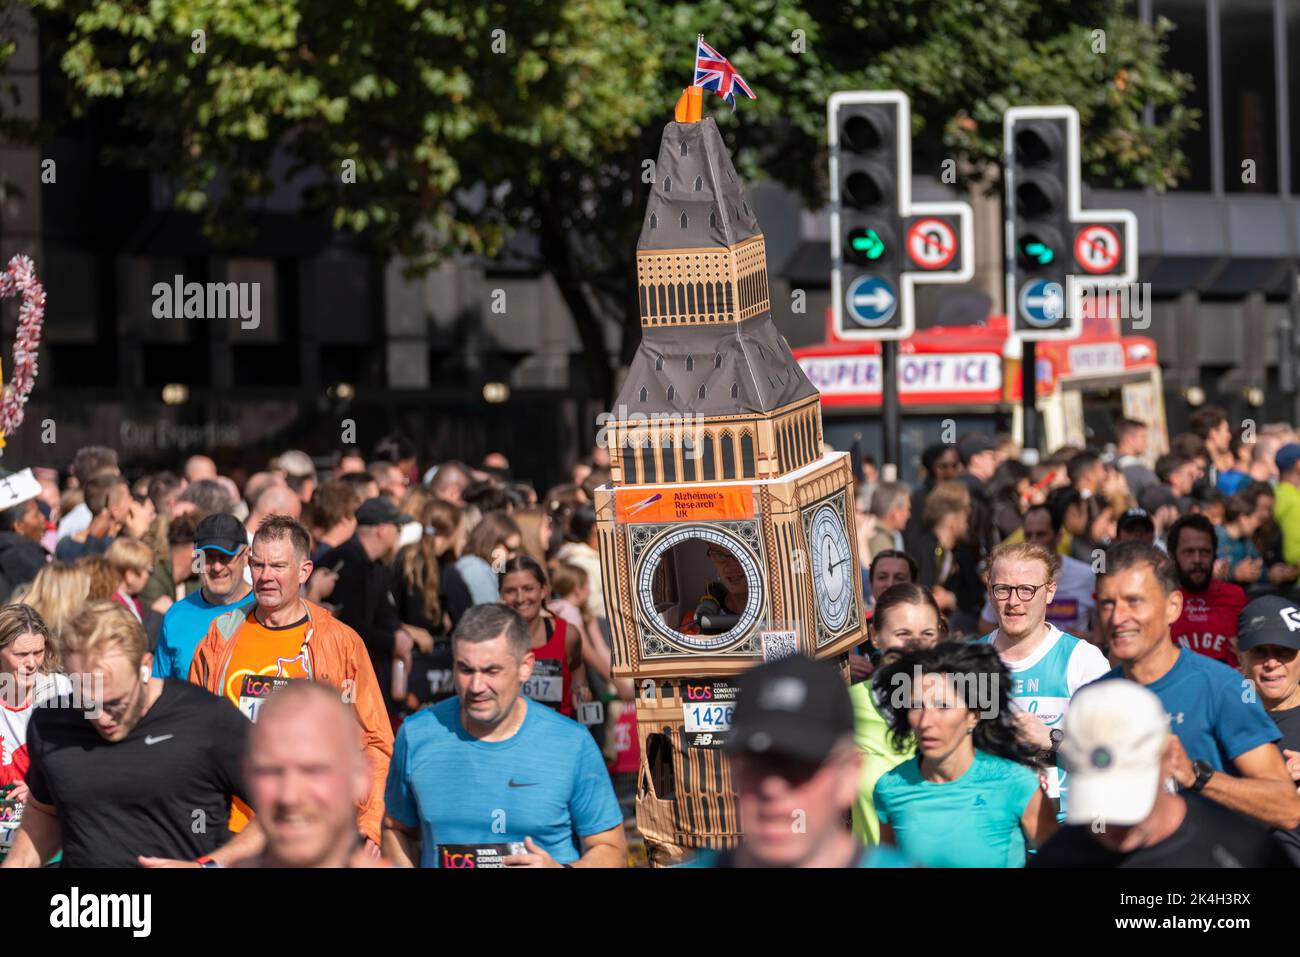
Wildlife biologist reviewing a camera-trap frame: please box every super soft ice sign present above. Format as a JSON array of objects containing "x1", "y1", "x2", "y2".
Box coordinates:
[{"x1": 799, "y1": 353, "x2": 1000, "y2": 398}]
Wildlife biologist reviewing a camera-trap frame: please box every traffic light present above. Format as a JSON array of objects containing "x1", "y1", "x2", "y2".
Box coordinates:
[
  {"x1": 1006, "y1": 114, "x2": 1070, "y2": 335},
  {"x1": 829, "y1": 91, "x2": 971, "y2": 340},
  {"x1": 1004, "y1": 107, "x2": 1137, "y2": 339},
  {"x1": 832, "y1": 97, "x2": 902, "y2": 334}
]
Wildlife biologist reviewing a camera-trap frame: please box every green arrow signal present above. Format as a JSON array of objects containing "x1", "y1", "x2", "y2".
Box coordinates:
[
  {"x1": 850, "y1": 229, "x2": 886, "y2": 261},
  {"x1": 1023, "y1": 241, "x2": 1054, "y2": 265}
]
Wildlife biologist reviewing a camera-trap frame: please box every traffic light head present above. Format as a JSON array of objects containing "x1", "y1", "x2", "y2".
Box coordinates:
[{"x1": 1005, "y1": 111, "x2": 1073, "y2": 336}]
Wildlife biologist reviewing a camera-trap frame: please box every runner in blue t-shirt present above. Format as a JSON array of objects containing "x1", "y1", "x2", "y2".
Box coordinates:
[
  {"x1": 1093, "y1": 542, "x2": 1300, "y2": 832},
  {"x1": 382, "y1": 604, "x2": 624, "y2": 867},
  {"x1": 152, "y1": 514, "x2": 255, "y2": 679},
  {"x1": 977, "y1": 541, "x2": 1110, "y2": 819}
]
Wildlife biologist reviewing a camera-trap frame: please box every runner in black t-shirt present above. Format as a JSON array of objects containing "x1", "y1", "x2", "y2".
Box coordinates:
[
  {"x1": 1237, "y1": 595, "x2": 1300, "y2": 864},
  {"x1": 1032, "y1": 792, "x2": 1291, "y2": 867},
  {"x1": 1, "y1": 602, "x2": 258, "y2": 868},
  {"x1": 1030, "y1": 679, "x2": 1293, "y2": 868}
]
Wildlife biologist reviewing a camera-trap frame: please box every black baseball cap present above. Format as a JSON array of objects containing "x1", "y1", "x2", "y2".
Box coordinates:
[
  {"x1": 355, "y1": 497, "x2": 413, "y2": 527},
  {"x1": 194, "y1": 512, "x2": 246, "y2": 556},
  {"x1": 1237, "y1": 596, "x2": 1300, "y2": 653},
  {"x1": 724, "y1": 656, "x2": 854, "y2": 764},
  {"x1": 1116, "y1": 508, "x2": 1154, "y2": 533}
]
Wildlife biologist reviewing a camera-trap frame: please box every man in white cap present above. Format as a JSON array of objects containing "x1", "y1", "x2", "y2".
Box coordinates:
[{"x1": 1030, "y1": 680, "x2": 1290, "y2": 867}]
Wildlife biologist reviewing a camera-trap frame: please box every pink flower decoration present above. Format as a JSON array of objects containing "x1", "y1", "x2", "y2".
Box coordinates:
[{"x1": 0, "y1": 255, "x2": 46, "y2": 439}]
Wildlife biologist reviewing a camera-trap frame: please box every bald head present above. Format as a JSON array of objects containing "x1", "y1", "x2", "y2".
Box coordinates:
[
  {"x1": 185, "y1": 455, "x2": 217, "y2": 483},
  {"x1": 245, "y1": 682, "x2": 369, "y2": 867},
  {"x1": 249, "y1": 484, "x2": 302, "y2": 527}
]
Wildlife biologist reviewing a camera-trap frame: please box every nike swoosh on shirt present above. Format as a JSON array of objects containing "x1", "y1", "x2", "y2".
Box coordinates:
[
  {"x1": 144, "y1": 734, "x2": 174, "y2": 746},
  {"x1": 507, "y1": 779, "x2": 537, "y2": 788}
]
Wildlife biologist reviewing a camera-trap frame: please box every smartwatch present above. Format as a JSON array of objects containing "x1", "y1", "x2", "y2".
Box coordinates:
[
  {"x1": 1189, "y1": 759, "x2": 1215, "y2": 793},
  {"x1": 196, "y1": 855, "x2": 223, "y2": 868}
]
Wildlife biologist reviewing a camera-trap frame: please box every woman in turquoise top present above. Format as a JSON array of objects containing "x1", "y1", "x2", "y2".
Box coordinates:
[{"x1": 872, "y1": 641, "x2": 1057, "y2": 867}]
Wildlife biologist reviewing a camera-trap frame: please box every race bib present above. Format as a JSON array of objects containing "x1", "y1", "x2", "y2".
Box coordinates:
[
  {"x1": 438, "y1": 842, "x2": 527, "y2": 869},
  {"x1": 238, "y1": 675, "x2": 293, "y2": 723},
  {"x1": 680, "y1": 680, "x2": 739, "y2": 748},
  {"x1": 523, "y1": 659, "x2": 564, "y2": 704}
]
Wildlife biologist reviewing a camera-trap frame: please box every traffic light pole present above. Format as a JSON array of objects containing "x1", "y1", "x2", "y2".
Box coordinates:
[
  {"x1": 882, "y1": 340, "x2": 901, "y2": 472},
  {"x1": 1021, "y1": 340, "x2": 1038, "y2": 454}
]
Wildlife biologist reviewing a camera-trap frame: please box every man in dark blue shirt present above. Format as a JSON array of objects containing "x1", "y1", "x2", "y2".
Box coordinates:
[{"x1": 1093, "y1": 542, "x2": 1300, "y2": 832}]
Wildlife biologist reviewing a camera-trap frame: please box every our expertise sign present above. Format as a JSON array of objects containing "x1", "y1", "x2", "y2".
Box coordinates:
[{"x1": 799, "y1": 353, "x2": 1001, "y2": 401}]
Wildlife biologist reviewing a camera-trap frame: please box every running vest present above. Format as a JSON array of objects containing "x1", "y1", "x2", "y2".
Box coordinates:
[
  {"x1": 976, "y1": 624, "x2": 1100, "y2": 821},
  {"x1": 524, "y1": 617, "x2": 573, "y2": 717}
]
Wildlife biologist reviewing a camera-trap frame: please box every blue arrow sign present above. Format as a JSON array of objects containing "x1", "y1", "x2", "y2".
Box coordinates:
[
  {"x1": 1017, "y1": 279, "x2": 1065, "y2": 328},
  {"x1": 844, "y1": 275, "x2": 897, "y2": 327}
]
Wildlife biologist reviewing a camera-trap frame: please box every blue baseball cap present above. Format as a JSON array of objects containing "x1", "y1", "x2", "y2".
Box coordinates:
[{"x1": 1275, "y1": 443, "x2": 1300, "y2": 475}]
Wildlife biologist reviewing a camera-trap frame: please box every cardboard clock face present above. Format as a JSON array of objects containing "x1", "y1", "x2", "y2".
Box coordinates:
[
  {"x1": 801, "y1": 493, "x2": 860, "y2": 646},
  {"x1": 629, "y1": 520, "x2": 767, "y2": 658}
]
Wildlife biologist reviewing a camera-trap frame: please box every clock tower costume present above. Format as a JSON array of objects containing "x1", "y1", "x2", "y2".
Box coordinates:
[{"x1": 595, "y1": 88, "x2": 868, "y2": 865}]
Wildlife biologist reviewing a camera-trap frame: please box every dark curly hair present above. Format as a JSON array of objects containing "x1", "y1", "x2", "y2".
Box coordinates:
[{"x1": 873, "y1": 640, "x2": 1042, "y2": 769}]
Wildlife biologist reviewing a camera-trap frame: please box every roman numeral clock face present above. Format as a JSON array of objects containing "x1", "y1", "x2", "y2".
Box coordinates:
[{"x1": 809, "y1": 503, "x2": 854, "y2": 634}]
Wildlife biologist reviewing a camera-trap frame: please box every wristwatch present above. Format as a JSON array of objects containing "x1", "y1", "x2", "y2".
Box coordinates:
[
  {"x1": 1038, "y1": 728, "x2": 1064, "y2": 765},
  {"x1": 1189, "y1": 759, "x2": 1215, "y2": 793},
  {"x1": 195, "y1": 855, "x2": 223, "y2": 868}
]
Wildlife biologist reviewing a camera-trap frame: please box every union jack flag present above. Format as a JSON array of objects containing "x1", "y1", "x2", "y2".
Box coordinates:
[{"x1": 693, "y1": 36, "x2": 756, "y2": 111}]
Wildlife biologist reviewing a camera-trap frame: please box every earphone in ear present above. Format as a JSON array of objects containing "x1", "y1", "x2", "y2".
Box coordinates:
[{"x1": 140, "y1": 667, "x2": 149, "y2": 681}]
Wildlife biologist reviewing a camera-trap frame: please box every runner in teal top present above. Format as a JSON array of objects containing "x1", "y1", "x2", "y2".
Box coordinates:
[
  {"x1": 873, "y1": 640, "x2": 1057, "y2": 867},
  {"x1": 875, "y1": 749, "x2": 1040, "y2": 867}
]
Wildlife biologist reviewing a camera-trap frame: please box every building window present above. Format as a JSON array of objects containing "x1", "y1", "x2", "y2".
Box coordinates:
[
  {"x1": 649, "y1": 212, "x2": 657, "y2": 229},
  {"x1": 740, "y1": 432, "x2": 755, "y2": 477},
  {"x1": 698, "y1": 384, "x2": 706, "y2": 399},
  {"x1": 694, "y1": 176, "x2": 703, "y2": 191},
  {"x1": 666, "y1": 385, "x2": 674, "y2": 401},
  {"x1": 1221, "y1": 0, "x2": 1278, "y2": 193},
  {"x1": 703, "y1": 434, "x2": 716, "y2": 481},
  {"x1": 662, "y1": 437, "x2": 677, "y2": 482},
  {"x1": 680, "y1": 212, "x2": 688, "y2": 228},
  {"x1": 1149, "y1": 3, "x2": 1211, "y2": 190},
  {"x1": 686, "y1": 355, "x2": 694, "y2": 371},
  {"x1": 663, "y1": 176, "x2": 672, "y2": 192},
  {"x1": 624, "y1": 438, "x2": 637, "y2": 479},
  {"x1": 655, "y1": 356, "x2": 663, "y2": 370},
  {"x1": 714, "y1": 353, "x2": 722, "y2": 368},
  {"x1": 680, "y1": 141, "x2": 688, "y2": 156},
  {"x1": 721, "y1": 432, "x2": 736, "y2": 480},
  {"x1": 640, "y1": 440, "x2": 657, "y2": 485},
  {"x1": 682, "y1": 434, "x2": 697, "y2": 481},
  {"x1": 1288, "y1": 1, "x2": 1300, "y2": 191},
  {"x1": 709, "y1": 209, "x2": 717, "y2": 228},
  {"x1": 639, "y1": 386, "x2": 647, "y2": 402},
  {"x1": 730, "y1": 382, "x2": 738, "y2": 398}
]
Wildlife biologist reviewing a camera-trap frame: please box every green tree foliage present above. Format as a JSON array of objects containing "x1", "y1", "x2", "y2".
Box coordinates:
[{"x1": 16, "y1": 0, "x2": 1195, "y2": 401}]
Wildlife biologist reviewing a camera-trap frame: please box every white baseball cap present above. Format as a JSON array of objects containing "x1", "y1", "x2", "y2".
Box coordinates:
[{"x1": 1058, "y1": 680, "x2": 1169, "y2": 826}]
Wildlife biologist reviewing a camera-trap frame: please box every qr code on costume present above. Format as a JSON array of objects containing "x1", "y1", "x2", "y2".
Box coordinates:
[{"x1": 761, "y1": 630, "x2": 799, "y2": 662}]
